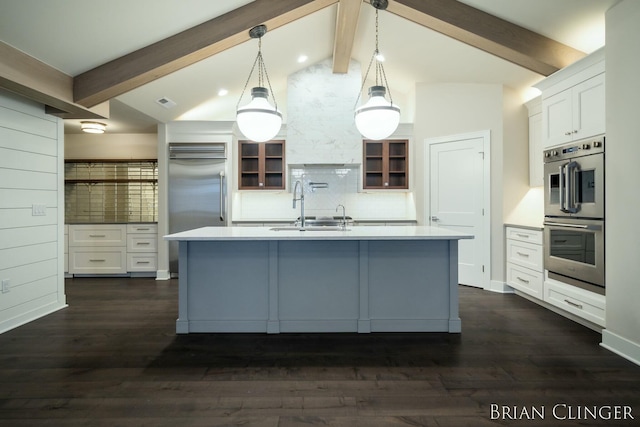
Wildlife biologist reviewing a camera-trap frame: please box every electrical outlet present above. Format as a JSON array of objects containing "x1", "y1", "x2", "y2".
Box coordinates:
[
  {"x1": 32, "y1": 204, "x2": 46, "y2": 216},
  {"x1": 1, "y1": 280, "x2": 9, "y2": 294}
]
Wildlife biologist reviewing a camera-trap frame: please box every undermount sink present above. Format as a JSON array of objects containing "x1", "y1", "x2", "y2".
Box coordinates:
[{"x1": 269, "y1": 226, "x2": 351, "y2": 232}]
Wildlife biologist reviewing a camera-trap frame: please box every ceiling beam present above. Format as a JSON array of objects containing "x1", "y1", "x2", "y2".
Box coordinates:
[
  {"x1": 385, "y1": 0, "x2": 586, "y2": 76},
  {"x1": 0, "y1": 41, "x2": 109, "y2": 119},
  {"x1": 73, "y1": 0, "x2": 339, "y2": 108},
  {"x1": 332, "y1": 0, "x2": 363, "y2": 73}
]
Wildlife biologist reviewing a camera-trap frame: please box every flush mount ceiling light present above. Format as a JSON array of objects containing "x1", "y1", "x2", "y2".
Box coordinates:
[
  {"x1": 236, "y1": 24, "x2": 282, "y2": 143},
  {"x1": 80, "y1": 121, "x2": 106, "y2": 134},
  {"x1": 354, "y1": 0, "x2": 400, "y2": 141}
]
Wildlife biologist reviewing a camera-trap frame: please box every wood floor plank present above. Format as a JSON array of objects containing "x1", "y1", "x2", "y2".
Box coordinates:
[{"x1": 0, "y1": 277, "x2": 639, "y2": 426}]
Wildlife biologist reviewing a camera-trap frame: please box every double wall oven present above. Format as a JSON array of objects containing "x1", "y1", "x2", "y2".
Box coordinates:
[{"x1": 543, "y1": 135, "x2": 605, "y2": 294}]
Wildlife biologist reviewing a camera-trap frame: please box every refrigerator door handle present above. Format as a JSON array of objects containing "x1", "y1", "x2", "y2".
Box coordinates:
[{"x1": 219, "y1": 171, "x2": 226, "y2": 222}]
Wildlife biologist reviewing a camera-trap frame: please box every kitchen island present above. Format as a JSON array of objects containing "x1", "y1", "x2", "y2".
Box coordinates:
[{"x1": 165, "y1": 226, "x2": 473, "y2": 334}]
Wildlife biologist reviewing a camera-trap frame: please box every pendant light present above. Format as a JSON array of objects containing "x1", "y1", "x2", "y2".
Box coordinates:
[
  {"x1": 236, "y1": 25, "x2": 282, "y2": 143},
  {"x1": 354, "y1": 0, "x2": 400, "y2": 141}
]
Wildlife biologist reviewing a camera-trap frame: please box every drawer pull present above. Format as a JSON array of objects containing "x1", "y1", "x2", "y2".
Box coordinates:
[
  {"x1": 516, "y1": 276, "x2": 530, "y2": 284},
  {"x1": 136, "y1": 242, "x2": 151, "y2": 245},
  {"x1": 89, "y1": 234, "x2": 106, "y2": 238},
  {"x1": 516, "y1": 252, "x2": 530, "y2": 257},
  {"x1": 554, "y1": 239, "x2": 568, "y2": 243},
  {"x1": 89, "y1": 259, "x2": 106, "y2": 262},
  {"x1": 136, "y1": 261, "x2": 150, "y2": 264},
  {"x1": 136, "y1": 228, "x2": 150, "y2": 231},
  {"x1": 516, "y1": 233, "x2": 529, "y2": 238},
  {"x1": 564, "y1": 299, "x2": 583, "y2": 309}
]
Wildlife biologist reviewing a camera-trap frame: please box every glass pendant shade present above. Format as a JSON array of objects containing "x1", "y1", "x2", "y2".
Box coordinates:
[
  {"x1": 236, "y1": 87, "x2": 282, "y2": 142},
  {"x1": 355, "y1": 86, "x2": 400, "y2": 140}
]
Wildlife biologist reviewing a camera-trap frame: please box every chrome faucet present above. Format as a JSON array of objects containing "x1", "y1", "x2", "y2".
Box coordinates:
[
  {"x1": 293, "y1": 180, "x2": 305, "y2": 228},
  {"x1": 336, "y1": 204, "x2": 346, "y2": 229}
]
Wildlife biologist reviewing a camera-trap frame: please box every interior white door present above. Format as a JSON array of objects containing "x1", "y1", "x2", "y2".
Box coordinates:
[{"x1": 430, "y1": 135, "x2": 486, "y2": 288}]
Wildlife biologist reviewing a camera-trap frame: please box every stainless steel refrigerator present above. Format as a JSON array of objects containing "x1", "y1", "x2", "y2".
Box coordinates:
[{"x1": 168, "y1": 143, "x2": 227, "y2": 276}]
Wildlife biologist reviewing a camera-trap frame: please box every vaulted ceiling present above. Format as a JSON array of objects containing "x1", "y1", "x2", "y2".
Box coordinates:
[{"x1": 0, "y1": 0, "x2": 615, "y2": 133}]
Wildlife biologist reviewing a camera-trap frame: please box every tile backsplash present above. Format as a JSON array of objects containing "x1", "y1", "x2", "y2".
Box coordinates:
[
  {"x1": 232, "y1": 164, "x2": 415, "y2": 222},
  {"x1": 289, "y1": 164, "x2": 359, "y2": 218}
]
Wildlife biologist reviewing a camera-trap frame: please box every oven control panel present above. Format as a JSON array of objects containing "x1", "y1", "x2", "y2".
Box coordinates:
[{"x1": 544, "y1": 136, "x2": 605, "y2": 162}]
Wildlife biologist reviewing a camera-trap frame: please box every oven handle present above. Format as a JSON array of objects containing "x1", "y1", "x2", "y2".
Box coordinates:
[
  {"x1": 558, "y1": 163, "x2": 567, "y2": 212},
  {"x1": 566, "y1": 161, "x2": 579, "y2": 213},
  {"x1": 544, "y1": 221, "x2": 602, "y2": 231}
]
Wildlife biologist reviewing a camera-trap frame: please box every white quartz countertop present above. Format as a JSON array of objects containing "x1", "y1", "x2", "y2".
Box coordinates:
[{"x1": 164, "y1": 226, "x2": 474, "y2": 241}]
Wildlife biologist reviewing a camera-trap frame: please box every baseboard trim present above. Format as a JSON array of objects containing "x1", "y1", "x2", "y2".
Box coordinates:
[
  {"x1": 601, "y1": 329, "x2": 640, "y2": 367},
  {"x1": 486, "y1": 280, "x2": 515, "y2": 294},
  {"x1": 156, "y1": 270, "x2": 171, "y2": 281},
  {"x1": 0, "y1": 301, "x2": 68, "y2": 334}
]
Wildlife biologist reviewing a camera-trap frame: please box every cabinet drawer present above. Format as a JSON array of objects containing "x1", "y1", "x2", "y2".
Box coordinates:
[
  {"x1": 544, "y1": 279, "x2": 605, "y2": 327},
  {"x1": 507, "y1": 263, "x2": 543, "y2": 299},
  {"x1": 506, "y1": 239, "x2": 543, "y2": 271},
  {"x1": 69, "y1": 225, "x2": 126, "y2": 247},
  {"x1": 506, "y1": 227, "x2": 542, "y2": 244},
  {"x1": 127, "y1": 223, "x2": 158, "y2": 234},
  {"x1": 68, "y1": 247, "x2": 126, "y2": 274},
  {"x1": 127, "y1": 253, "x2": 157, "y2": 272},
  {"x1": 127, "y1": 234, "x2": 158, "y2": 252}
]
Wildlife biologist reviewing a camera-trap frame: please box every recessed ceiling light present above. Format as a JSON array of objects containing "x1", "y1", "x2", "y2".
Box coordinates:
[
  {"x1": 297, "y1": 55, "x2": 308, "y2": 63},
  {"x1": 218, "y1": 89, "x2": 228, "y2": 96}
]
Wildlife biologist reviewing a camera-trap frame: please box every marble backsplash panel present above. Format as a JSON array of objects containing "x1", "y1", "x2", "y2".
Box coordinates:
[{"x1": 286, "y1": 59, "x2": 362, "y2": 164}]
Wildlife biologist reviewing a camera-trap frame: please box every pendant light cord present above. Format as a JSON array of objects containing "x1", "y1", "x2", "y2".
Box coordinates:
[
  {"x1": 237, "y1": 34, "x2": 278, "y2": 111},
  {"x1": 354, "y1": 8, "x2": 395, "y2": 109}
]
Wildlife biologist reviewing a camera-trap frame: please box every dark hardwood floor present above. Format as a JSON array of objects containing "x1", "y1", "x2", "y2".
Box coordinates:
[{"x1": 0, "y1": 277, "x2": 639, "y2": 426}]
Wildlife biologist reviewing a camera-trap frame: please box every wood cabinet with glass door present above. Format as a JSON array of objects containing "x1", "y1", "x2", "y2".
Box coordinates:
[
  {"x1": 363, "y1": 139, "x2": 408, "y2": 189},
  {"x1": 238, "y1": 140, "x2": 285, "y2": 190}
]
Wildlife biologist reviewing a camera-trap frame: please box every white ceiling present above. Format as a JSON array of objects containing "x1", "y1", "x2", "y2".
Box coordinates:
[{"x1": 0, "y1": 0, "x2": 618, "y2": 134}]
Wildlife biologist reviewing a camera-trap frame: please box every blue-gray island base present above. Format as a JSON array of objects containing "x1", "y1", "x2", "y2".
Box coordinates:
[{"x1": 164, "y1": 226, "x2": 473, "y2": 334}]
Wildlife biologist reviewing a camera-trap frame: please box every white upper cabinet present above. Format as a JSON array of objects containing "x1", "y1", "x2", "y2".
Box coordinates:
[{"x1": 536, "y1": 48, "x2": 605, "y2": 149}]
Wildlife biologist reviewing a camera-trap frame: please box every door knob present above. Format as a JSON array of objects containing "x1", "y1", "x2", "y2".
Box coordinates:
[{"x1": 431, "y1": 216, "x2": 440, "y2": 222}]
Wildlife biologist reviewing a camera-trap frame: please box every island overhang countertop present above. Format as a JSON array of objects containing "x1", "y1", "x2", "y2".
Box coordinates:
[{"x1": 164, "y1": 225, "x2": 474, "y2": 241}]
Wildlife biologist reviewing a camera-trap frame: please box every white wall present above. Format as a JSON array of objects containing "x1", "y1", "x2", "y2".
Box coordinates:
[
  {"x1": 413, "y1": 83, "x2": 529, "y2": 285},
  {"x1": 601, "y1": 0, "x2": 640, "y2": 364},
  {"x1": 65, "y1": 133, "x2": 157, "y2": 159},
  {"x1": 0, "y1": 89, "x2": 66, "y2": 333}
]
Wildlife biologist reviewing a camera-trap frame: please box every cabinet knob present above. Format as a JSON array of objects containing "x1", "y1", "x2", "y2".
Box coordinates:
[
  {"x1": 384, "y1": 182, "x2": 389, "y2": 187},
  {"x1": 259, "y1": 182, "x2": 264, "y2": 187},
  {"x1": 565, "y1": 131, "x2": 572, "y2": 136}
]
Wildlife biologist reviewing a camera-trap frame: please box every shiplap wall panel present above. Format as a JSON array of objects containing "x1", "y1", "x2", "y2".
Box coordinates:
[
  {"x1": 0, "y1": 225, "x2": 57, "y2": 250},
  {"x1": 0, "y1": 207, "x2": 58, "y2": 229},
  {"x1": 0, "y1": 259, "x2": 57, "y2": 309},
  {"x1": 0, "y1": 282, "x2": 58, "y2": 322},
  {"x1": 0, "y1": 147, "x2": 57, "y2": 173},
  {"x1": 0, "y1": 89, "x2": 65, "y2": 333},
  {"x1": 0, "y1": 127, "x2": 57, "y2": 156},
  {"x1": 0, "y1": 102, "x2": 57, "y2": 137},
  {"x1": 0, "y1": 169, "x2": 57, "y2": 190},
  {"x1": 0, "y1": 241, "x2": 57, "y2": 271},
  {"x1": 0, "y1": 189, "x2": 58, "y2": 209}
]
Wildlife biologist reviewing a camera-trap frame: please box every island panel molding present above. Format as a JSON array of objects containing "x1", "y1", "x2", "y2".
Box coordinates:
[{"x1": 166, "y1": 226, "x2": 471, "y2": 334}]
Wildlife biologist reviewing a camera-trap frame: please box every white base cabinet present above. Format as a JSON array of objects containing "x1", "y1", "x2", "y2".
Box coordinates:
[
  {"x1": 544, "y1": 275, "x2": 606, "y2": 327},
  {"x1": 505, "y1": 226, "x2": 605, "y2": 329},
  {"x1": 67, "y1": 223, "x2": 157, "y2": 275},
  {"x1": 505, "y1": 226, "x2": 543, "y2": 299}
]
